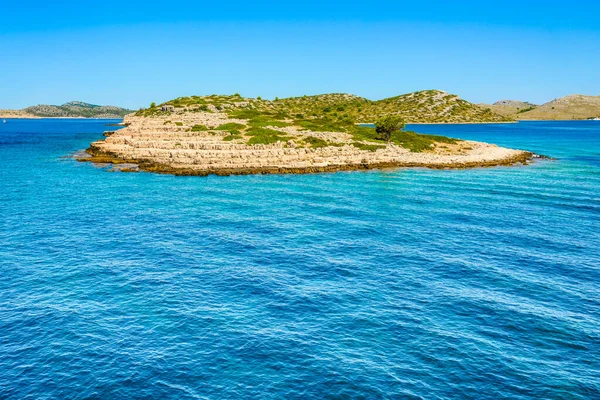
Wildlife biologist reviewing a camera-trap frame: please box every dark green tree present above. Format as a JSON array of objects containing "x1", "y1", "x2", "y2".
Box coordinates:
[
  {"x1": 375, "y1": 115, "x2": 406, "y2": 141},
  {"x1": 150, "y1": 102, "x2": 156, "y2": 108}
]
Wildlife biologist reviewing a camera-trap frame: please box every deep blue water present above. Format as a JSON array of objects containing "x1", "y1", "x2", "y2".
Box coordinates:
[{"x1": 1, "y1": 119, "x2": 599, "y2": 399}]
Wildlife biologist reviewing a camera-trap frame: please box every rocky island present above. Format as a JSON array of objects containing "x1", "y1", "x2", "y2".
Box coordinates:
[{"x1": 81, "y1": 91, "x2": 532, "y2": 176}]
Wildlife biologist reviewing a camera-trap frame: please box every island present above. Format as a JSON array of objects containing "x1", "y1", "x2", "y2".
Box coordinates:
[
  {"x1": 480, "y1": 94, "x2": 600, "y2": 121},
  {"x1": 0, "y1": 101, "x2": 133, "y2": 119},
  {"x1": 80, "y1": 91, "x2": 533, "y2": 176}
]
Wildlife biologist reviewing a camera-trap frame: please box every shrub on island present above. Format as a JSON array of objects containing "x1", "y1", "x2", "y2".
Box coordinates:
[{"x1": 375, "y1": 115, "x2": 406, "y2": 141}]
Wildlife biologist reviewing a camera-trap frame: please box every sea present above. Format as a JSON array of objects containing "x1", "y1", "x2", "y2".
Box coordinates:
[{"x1": 0, "y1": 119, "x2": 598, "y2": 399}]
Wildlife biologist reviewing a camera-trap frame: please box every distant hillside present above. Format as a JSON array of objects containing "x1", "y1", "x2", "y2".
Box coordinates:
[
  {"x1": 482, "y1": 95, "x2": 600, "y2": 120},
  {"x1": 0, "y1": 109, "x2": 37, "y2": 119},
  {"x1": 481, "y1": 100, "x2": 538, "y2": 117},
  {"x1": 23, "y1": 101, "x2": 133, "y2": 118},
  {"x1": 138, "y1": 90, "x2": 511, "y2": 124},
  {"x1": 517, "y1": 95, "x2": 600, "y2": 120}
]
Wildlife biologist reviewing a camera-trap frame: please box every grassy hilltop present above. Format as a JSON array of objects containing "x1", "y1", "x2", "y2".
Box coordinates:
[{"x1": 138, "y1": 90, "x2": 509, "y2": 124}]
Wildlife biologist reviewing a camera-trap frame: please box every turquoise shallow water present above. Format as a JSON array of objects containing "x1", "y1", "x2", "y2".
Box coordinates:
[{"x1": 0, "y1": 119, "x2": 599, "y2": 399}]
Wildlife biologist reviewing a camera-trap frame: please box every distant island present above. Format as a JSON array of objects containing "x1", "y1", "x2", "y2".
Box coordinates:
[
  {"x1": 0, "y1": 101, "x2": 133, "y2": 119},
  {"x1": 80, "y1": 90, "x2": 533, "y2": 176},
  {"x1": 480, "y1": 94, "x2": 600, "y2": 121}
]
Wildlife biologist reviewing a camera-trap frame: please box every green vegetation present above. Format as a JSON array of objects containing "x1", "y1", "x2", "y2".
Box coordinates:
[
  {"x1": 191, "y1": 124, "x2": 209, "y2": 131},
  {"x1": 175, "y1": 122, "x2": 183, "y2": 126},
  {"x1": 223, "y1": 134, "x2": 243, "y2": 141},
  {"x1": 294, "y1": 118, "x2": 350, "y2": 132},
  {"x1": 516, "y1": 106, "x2": 537, "y2": 114},
  {"x1": 351, "y1": 142, "x2": 386, "y2": 152},
  {"x1": 228, "y1": 109, "x2": 292, "y2": 129},
  {"x1": 246, "y1": 127, "x2": 290, "y2": 145},
  {"x1": 214, "y1": 123, "x2": 247, "y2": 137},
  {"x1": 248, "y1": 116, "x2": 291, "y2": 128},
  {"x1": 134, "y1": 94, "x2": 249, "y2": 117},
  {"x1": 216, "y1": 123, "x2": 246, "y2": 131},
  {"x1": 351, "y1": 125, "x2": 380, "y2": 142},
  {"x1": 303, "y1": 136, "x2": 330, "y2": 148},
  {"x1": 393, "y1": 131, "x2": 457, "y2": 152},
  {"x1": 375, "y1": 115, "x2": 406, "y2": 141},
  {"x1": 352, "y1": 125, "x2": 458, "y2": 152}
]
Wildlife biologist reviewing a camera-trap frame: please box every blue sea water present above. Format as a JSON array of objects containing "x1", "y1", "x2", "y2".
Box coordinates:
[{"x1": 0, "y1": 119, "x2": 599, "y2": 399}]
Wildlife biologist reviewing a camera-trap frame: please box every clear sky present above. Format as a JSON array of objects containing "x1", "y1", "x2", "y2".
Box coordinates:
[{"x1": 1, "y1": 0, "x2": 599, "y2": 109}]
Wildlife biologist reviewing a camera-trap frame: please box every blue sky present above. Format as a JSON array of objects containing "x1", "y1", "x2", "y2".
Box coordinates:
[{"x1": 1, "y1": 1, "x2": 599, "y2": 109}]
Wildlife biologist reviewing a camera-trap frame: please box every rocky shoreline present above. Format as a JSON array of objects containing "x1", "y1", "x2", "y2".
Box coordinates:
[
  {"x1": 81, "y1": 147, "x2": 534, "y2": 176},
  {"x1": 78, "y1": 112, "x2": 535, "y2": 176}
]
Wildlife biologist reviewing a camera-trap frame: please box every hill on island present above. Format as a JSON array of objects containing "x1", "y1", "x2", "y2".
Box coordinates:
[
  {"x1": 481, "y1": 95, "x2": 600, "y2": 120},
  {"x1": 139, "y1": 90, "x2": 511, "y2": 124},
  {"x1": 22, "y1": 101, "x2": 133, "y2": 118}
]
